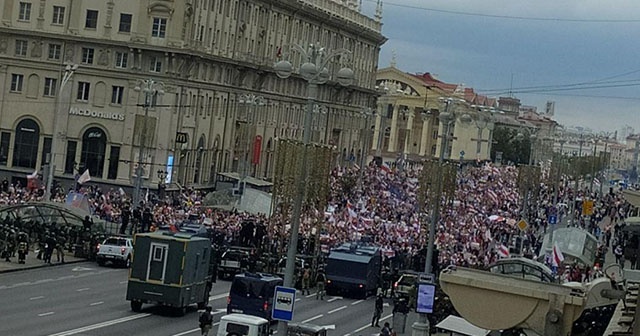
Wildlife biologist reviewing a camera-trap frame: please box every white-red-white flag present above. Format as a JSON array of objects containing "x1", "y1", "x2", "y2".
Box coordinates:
[
  {"x1": 498, "y1": 244, "x2": 510, "y2": 258},
  {"x1": 78, "y1": 169, "x2": 91, "y2": 184},
  {"x1": 346, "y1": 200, "x2": 357, "y2": 219},
  {"x1": 552, "y1": 243, "x2": 565, "y2": 267},
  {"x1": 380, "y1": 163, "x2": 391, "y2": 174}
]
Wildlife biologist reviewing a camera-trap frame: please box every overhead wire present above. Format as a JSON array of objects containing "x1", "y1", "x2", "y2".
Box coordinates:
[{"x1": 363, "y1": 0, "x2": 640, "y2": 23}]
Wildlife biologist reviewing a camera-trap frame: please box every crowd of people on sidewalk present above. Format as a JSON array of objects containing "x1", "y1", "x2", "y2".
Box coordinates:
[{"x1": 0, "y1": 157, "x2": 636, "y2": 283}]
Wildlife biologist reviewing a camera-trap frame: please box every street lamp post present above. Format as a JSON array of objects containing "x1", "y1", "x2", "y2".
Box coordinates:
[
  {"x1": 358, "y1": 108, "x2": 375, "y2": 191},
  {"x1": 157, "y1": 169, "x2": 168, "y2": 201},
  {"x1": 412, "y1": 98, "x2": 467, "y2": 336},
  {"x1": 133, "y1": 79, "x2": 164, "y2": 208},
  {"x1": 45, "y1": 62, "x2": 78, "y2": 200},
  {"x1": 274, "y1": 44, "x2": 353, "y2": 335},
  {"x1": 238, "y1": 94, "x2": 266, "y2": 194}
]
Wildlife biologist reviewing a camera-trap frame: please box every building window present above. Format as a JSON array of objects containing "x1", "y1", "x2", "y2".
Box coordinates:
[
  {"x1": 81, "y1": 47, "x2": 94, "y2": 64},
  {"x1": 115, "y1": 52, "x2": 128, "y2": 68},
  {"x1": 19, "y1": 2, "x2": 31, "y2": 21},
  {"x1": 52, "y1": 6, "x2": 65, "y2": 25},
  {"x1": 64, "y1": 141, "x2": 77, "y2": 174},
  {"x1": 10, "y1": 74, "x2": 24, "y2": 92},
  {"x1": 119, "y1": 13, "x2": 132, "y2": 33},
  {"x1": 0, "y1": 132, "x2": 10, "y2": 166},
  {"x1": 150, "y1": 57, "x2": 162, "y2": 73},
  {"x1": 151, "y1": 17, "x2": 167, "y2": 38},
  {"x1": 107, "y1": 146, "x2": 120, "y2": 179},
  {"x1": 44, "y1": 78, "x2": 57, "y2": 97},
  {"x1": 111, "y1": 86, "x2": 124, "y2": 105},
  {"x1": 48, "y1": 43, "x2": 62, "y2": 60},
  {"x1": 15, "y1": 40, "x2": 28, "y2": 56},
  {"x1": 77, "y1": 82, "x2": 91, "y2": 101},
  {"x1": 12, "y1": 119, "x2": 40, "y2": 169},
  {"x1": 80, "y1": 127, "x2": 107, "y2": 178},
  {"x1": 85, "y1": 10, "x2": 98, "y2": 29}
]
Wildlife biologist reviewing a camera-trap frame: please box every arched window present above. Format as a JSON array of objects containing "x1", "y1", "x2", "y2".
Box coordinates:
[
  {"x1": 80, "y1": 127, "x2": 107, "y2": 178},
  {"x1": 13, "y1": 119, "x2": 40, "y2": 168}
]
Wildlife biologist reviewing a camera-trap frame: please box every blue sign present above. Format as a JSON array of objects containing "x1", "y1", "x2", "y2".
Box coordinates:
[
  {"x1": 272, "y1": 286, "x2": 296, "y2": 322},
  {"x1": 548, "y1": 215, "x2": 557, "y2": 225},
  {"x1": 416, "y1": 283, "x2": 436, "y2": 314}
]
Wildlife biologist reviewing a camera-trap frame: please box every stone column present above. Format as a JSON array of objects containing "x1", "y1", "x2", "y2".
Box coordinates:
[
  {"x1": 387, "y1": 105, "x2": 399, "y2": 152},
  {"x1": 419, "y1": 116, "x2": 430, "y2": 157}
]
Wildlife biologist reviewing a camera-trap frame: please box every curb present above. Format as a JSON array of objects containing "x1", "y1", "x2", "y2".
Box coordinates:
[{"x1": 0, "y1": 258, "x2": 88, "y2": 274}]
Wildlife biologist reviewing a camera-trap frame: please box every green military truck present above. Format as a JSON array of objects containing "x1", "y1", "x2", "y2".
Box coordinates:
[{"x1": 126, "y1": 231, "x2": 214, "y2": 315}]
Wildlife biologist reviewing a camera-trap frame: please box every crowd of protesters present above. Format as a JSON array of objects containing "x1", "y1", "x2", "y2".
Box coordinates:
[{"x1": 0, "y1": 158, "x2": 636, "y2": 284}]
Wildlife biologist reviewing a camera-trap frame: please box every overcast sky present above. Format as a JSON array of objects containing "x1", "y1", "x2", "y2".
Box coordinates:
[{"x1": 360, "y1": 0, "x2": 640, "y2": 134}]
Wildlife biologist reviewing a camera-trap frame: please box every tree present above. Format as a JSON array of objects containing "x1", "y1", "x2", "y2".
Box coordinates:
[{"x1": 490, "y1": 126, "x2": 531, "y2": 165}]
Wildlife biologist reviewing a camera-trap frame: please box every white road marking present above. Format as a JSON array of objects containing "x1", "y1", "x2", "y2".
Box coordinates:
[
  {"x1": 295, "y1": 298, "x2": 302, "y2": 302},
  {"x1": 47, "y1": 313, "x2": 151, "y2": 336},
  {"x1": 34, "y1": 279, "x2": 54, "y2": 284},
  {"x1": 351, "y1": 300, "x2": 364, "y2": 305},
  {"x1": 119, "y1": 280, "x2": 128, "y2": 284},
  {"x1": 301, "y1": 314, "x2": 324, "y2": 323},
  {"x1": 30, "y1": 296, "x2": 45, "y2": 300},
  {"x1": 89, "y1": 301, "x2": 104, "y2": 306},
  {"x1": 383, "y1": 302, "x2": 390, "y2": 307},
  {"x1": 327, "y1": 296, "x2": 342, "y2": 302},
  {"x1": 76, "y1": 288, "x2": 89, "y2": 292},
  {"x1": 327, "y1": 305, "x2": 347, "y2": 314},
  {"x1": 349, "y1": 314, "x2": 392, "y2": 334},
  {"x1": 171, "y1": 322, "x2": 220, "y2": 336},
  {"x1": 305, "y1": 293, "x2": 316, "y2": 298},
  {"x1": 57, "y1": 276, "x2": 74, "y2": 280},
  {"x1": 210, "y1": 293, "x2": 228, "y2": 300},
  {"x1": 38, "y1": 312, "x2": 54, "y2": 317}
]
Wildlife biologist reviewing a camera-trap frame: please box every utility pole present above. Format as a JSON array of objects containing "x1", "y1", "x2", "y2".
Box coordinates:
[
  {"x1": 45, "y1": 63, "x2": 78, "y2": 200},
  {"x1": 274, "y1": 44, "x2": 354, "y2": 335},
  {"x1": 133, "y1": 79, "x2": 164, "y2": 208}
]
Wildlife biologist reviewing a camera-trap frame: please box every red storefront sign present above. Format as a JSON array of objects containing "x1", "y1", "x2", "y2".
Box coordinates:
[{"x1": 252, "y1": 135, "x2": 262, "y2": 165}]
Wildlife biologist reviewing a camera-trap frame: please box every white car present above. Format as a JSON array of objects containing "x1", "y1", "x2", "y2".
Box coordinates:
[{"x1": 96, "y1": 237, "x2": 133, "y2": 267}]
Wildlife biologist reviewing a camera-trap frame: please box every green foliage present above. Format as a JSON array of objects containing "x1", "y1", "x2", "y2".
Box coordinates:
[{"x1": 490, "y1": 127, "x2": 531, "y2": 165}]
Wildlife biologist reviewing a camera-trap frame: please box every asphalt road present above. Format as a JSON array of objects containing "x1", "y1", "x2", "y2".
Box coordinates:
[{"x1": 0, "y1": 262, "x2": 392, "y2": 336}]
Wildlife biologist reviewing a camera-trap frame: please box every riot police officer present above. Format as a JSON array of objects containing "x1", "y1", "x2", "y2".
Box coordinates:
[{"x1": 17, "y1": 230, "x2": 29, "y2": 264}]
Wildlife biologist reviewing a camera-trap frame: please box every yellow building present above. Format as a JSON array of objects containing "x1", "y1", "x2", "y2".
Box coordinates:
[
  {"x1": 374, "y1": 65, "x2": 497, "y2": 163},
  {"x1": 0, "y1": 0, "x2": 385, "y2": 190}
]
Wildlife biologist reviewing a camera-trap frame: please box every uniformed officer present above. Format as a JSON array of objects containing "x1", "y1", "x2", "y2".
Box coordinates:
[{"x1": 17, "y1": 230, "x2": 29, "y2": 264}]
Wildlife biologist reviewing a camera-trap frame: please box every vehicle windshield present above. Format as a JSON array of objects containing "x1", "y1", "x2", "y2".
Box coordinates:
[
  {"x1": 223, "y1": 251, "x2": 248, "y2": 261},
  {"x1": 398, "y1": 276, "x2": 416, "y2": 285},
  {"x1": 103, "y1": 238, "x2": 126, "y2": 246},
  {"x1": 230, "y1": 279, "x2": 275, "y2": 299}
]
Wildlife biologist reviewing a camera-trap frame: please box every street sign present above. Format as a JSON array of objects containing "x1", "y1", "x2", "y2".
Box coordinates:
[
  {"x1": 548, "y1": 215, "x2": 557, "y2": 225},
  {"x1": 272, "y1": 286, "x2": 296, "y2": 322},
  {"x1": 175, "y1": 132, "x2": 188, "y2": 144},
  {"x1": 582, "y1": 200, "x2": 594, "y2": 216},
  {"x1": 517, "y1": 219, "x2": 528, "y2": 231},
  {"x1": 419, "y1": 272, "x2": 435, "y2": 284}
]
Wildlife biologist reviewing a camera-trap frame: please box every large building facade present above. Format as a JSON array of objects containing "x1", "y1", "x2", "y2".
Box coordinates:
[{"x1": 0, "y1": 0, "x2": 386, "y2": 189}]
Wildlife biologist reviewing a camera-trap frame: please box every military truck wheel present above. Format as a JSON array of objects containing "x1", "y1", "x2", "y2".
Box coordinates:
[
  {"x1": 124, "y1": 256, "x2": 131, "y2": 268},
  {"x1": 130, "y1": 300, "x2": 142, "y2": 312},
  {"x1": 176, "y1": 306, "x2": 187, "y2": 316},
  {"x1": 97, "y1": 259, "x2": 105, "y2": 267}
]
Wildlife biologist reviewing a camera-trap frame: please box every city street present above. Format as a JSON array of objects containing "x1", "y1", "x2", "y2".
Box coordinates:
[{"x1": 0, "y1": 262, "x2": 392, "y2": 336}]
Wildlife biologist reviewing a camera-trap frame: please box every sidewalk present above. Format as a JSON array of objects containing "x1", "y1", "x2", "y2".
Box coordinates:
[{"x1": 0, "y1": 249, "x2": 86, "y2": 273}]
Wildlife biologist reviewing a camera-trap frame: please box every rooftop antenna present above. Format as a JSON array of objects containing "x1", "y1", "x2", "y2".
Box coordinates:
[{"x1": 509, "y1": 73, "x2": 514, "y2": 97}]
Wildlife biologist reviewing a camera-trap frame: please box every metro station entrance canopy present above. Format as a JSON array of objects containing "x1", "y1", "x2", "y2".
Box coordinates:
[{"x1": 0, "y1": 202, "x2": 105, "y2": 229}]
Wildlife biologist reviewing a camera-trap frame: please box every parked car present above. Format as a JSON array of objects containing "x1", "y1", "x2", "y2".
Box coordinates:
[
  {"x1": 96, "y1": 236, "x2": 133, "y2": 267},
  {"x1": 393, "y1": 271, "x2": 418, "y2": 301},
  {"x1": 219, "y1": 247, "x2": 255, "y2": 279}
]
